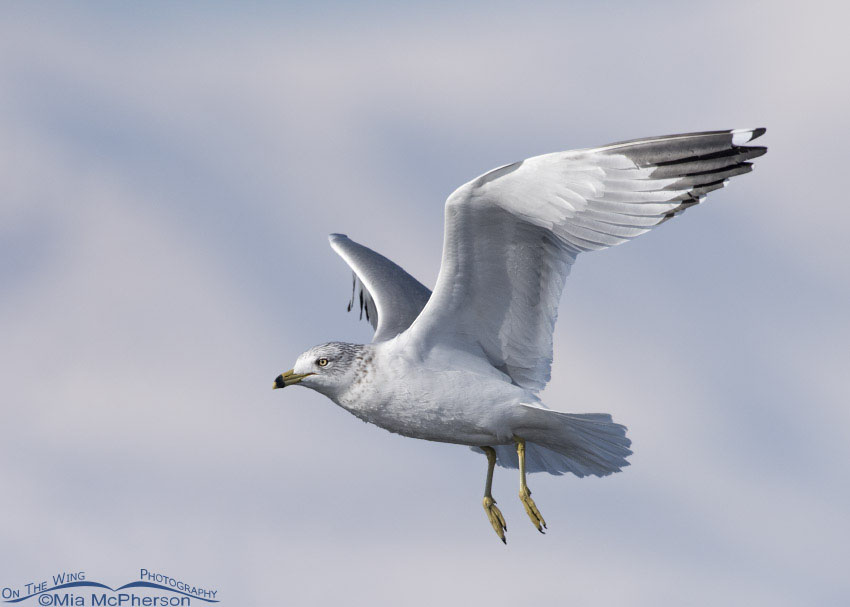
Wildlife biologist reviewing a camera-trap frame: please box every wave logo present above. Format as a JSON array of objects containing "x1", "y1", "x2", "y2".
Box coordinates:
[{"x1": 2, "y1": 570, "x2": 219, "y2": 606}]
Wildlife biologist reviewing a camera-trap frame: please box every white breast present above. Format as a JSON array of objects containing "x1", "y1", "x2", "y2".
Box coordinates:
[{"x1": 335, "y1": 338, "x2": 532, "y2": 445}]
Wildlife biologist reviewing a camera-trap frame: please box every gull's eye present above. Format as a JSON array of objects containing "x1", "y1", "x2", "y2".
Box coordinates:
[{"x1": 316, "y1": 358, "x2": 329, "y2": 367}]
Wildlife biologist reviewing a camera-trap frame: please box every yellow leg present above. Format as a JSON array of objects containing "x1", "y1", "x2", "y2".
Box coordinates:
[
  {"x1": 517, "y1": 438, "x2": 547, "y2": 533},
  {"x1": 481, "y1": 446, "x2": 507, "y2": 544}
]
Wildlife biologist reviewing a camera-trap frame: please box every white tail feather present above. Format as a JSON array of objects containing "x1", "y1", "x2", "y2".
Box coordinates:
[{"x1": 483, "y1": 406, "x2": 632, "y2": 477}]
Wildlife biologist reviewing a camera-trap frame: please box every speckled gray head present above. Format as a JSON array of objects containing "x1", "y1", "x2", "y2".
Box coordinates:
[{"x1": 273, "y1": 342, "x2": 367, "y2": 398}]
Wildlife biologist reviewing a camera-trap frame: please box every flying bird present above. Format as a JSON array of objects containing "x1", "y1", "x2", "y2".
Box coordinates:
[{"x1": 274, "y1": 128, "x2": 767, "y2": 542}]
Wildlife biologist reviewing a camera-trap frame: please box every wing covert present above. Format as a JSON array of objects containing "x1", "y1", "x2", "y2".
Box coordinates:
[{"x1": 406, "y1": 128, "x2": 767, "y2": 391}]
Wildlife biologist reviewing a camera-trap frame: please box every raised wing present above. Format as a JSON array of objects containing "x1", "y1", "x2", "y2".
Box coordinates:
[
  {"x1": 329, "y1": 233, "x2": 432, "y2": 342},
  {"x1": 406, "y1": 128, "x2": 767, "y2": 391}
]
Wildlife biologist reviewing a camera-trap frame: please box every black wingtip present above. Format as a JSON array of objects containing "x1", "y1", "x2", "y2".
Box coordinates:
[
  {"x1": 730, "y1": 127, "x2": 767, "y2": 147},
  {"x1": 747, "y1": 145, "x2": 768, "y2": 159}
]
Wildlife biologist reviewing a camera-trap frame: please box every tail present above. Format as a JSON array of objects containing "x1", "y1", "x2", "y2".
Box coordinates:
[{"x1": 486, "y1": 406, "x2": 632, "y2": 477}]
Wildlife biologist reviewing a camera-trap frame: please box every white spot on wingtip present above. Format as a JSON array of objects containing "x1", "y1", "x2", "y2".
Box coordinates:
[{"x1": 731, "y1": 128, "x2": 754, "y2": 146}]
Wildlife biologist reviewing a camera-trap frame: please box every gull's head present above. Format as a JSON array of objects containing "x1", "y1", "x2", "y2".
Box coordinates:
[{"x1": 273, "y1": 342, "x2": 365, "y2": 398}]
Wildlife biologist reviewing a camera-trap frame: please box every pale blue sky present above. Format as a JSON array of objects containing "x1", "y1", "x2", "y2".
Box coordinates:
[{"x1": 2, "y1": 2, "x2": 849, "y2": 606}]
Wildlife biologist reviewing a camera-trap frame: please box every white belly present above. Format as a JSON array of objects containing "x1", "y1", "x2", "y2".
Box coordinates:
[{"x1": 334, "y1": 343, "x2": 532, "y2": 446}]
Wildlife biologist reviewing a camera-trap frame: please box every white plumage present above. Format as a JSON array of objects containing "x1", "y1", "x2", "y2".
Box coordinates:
[{"x1": 275, "y1": 128, "x2": 767, "y2": 539}]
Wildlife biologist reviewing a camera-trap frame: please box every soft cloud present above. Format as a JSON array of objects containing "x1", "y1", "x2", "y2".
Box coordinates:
[{"x1": 1, "y1": 2, "x2": 848, "y2": 606}]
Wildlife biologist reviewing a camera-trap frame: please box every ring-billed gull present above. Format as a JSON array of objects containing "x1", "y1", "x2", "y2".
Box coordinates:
[{"x1": 274, "y1": 128, "x2": 767, "y2": 542}]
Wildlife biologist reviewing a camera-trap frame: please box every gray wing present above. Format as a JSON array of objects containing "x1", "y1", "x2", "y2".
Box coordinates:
[
  {"x1": 329, "y1": 233, "x2": 432, "y2": 342},
  {"x1": 406, "y1": 128, "x2": 767, "y2": 391}
]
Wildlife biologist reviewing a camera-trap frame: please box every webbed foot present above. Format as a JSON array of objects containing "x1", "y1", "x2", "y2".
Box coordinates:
[
  {"x1": 482, "y1": 495, "x2": 507, "y2": 543},
  {"x1": 518, "y1": 486, "x2": 546, "y2": 533}
]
